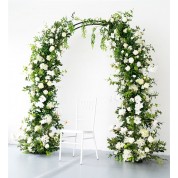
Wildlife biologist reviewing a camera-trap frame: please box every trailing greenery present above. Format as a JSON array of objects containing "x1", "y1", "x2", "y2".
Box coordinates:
[{"x1": 18, "y1": 11, "x2": 166, "y2": 162}]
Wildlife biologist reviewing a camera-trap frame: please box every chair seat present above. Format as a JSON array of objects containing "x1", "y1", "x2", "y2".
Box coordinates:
[{"x1": 60, "y1": 129, "x2": 93, "y2": 134}]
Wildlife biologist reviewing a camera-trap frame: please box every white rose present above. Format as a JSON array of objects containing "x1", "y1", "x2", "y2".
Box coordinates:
[
  {"x1": 49, "y1": 46, "x2": 55, "y2": 52},
  {"x1": 46, "y1": 55, "x2": 51, "y2": 61},
  {"x1": 39, "y1": 95, "x2": 46, "y2": 102},
  {"x1": 134, "y1": 116, "x2": 141, "y2": 124},
  {"x1": 137, "y1": 62, "x2": 141, "y2": 67},
  {"x1": 47, "y1": 81, "x2": 52, "y2": 86},
  {"x1": 122, "y1": 17, "x2": 127, "y2": 22},
  {"x1": 127, "y1": 107, "x2": 131, "y2": 111},
  {"x1": 145, "y1": 147, "x2": 150, "y2": 153},
  {"x1": 62, "y1": 32, "x2": 66, "y2": 37},
  {"x1": 120, "y1": 127, "x2": 127, "y2": 134},
  {"x1": 116, "y1": 142, "x2": 124, "y2": 150},
  {"x1": 136, "y1": 138, "x2": 145, "y2": 147},
  {"x1": 140, "y1": 129, "x2": 149, "y2": 138},
  {"x1": 43, "y1": 90, "x2": 48, "y2": 95},
  {"x1": 118, "y1": 108, "x2": 126, "y2": 116},
  {"x1": 49, "y1": 38, "x2": 54, "y2": 44},
  {"x1": 35, "y1": 77, "x2": 40, "y2": 82},
  {"x1": 133, "y1": 50, "x2": 139, "y2": 55},
  {"x1": 123, "y1": 28, "x2": 127, "y2": 33},
  {"x1": 148, "y1": 136, "x2": 155, "y2": 143},
  {"x1": 129, "y1": 57, "x2": 134, "y2": 64},
  {"x1": 27, "y1": 137, "x2": 32, "y2": 144},
  {"x1": 123, "y1": 43, "x2": 128, "y2": 48},
  {"x1": 45, "y1": 144, "x2": 49, "y2": 149},
  {"x1": 143, "y1": 83, "x2": 149, "y2": 89},
  {"x1": 136, "y1": 78, "x2": 144, "y2": 85},
  {"x1": 47, "y1": 102, "x2": 54, "y2": 109},
  {"x1": 110, "y1": 18, "x2": 114, "y2": 23},
  {"x1": 38, "y1": 83, "x2": 44, "y2": 89},
  {"x1": 34, "y1": 125, "x2": 42, "y2": 132},
  {"x1": 125, "y1": 66, "x2": 130, "y2": 71},
  {"x1": 51, "y1": 28, "x2": 55, "y2": 33}
]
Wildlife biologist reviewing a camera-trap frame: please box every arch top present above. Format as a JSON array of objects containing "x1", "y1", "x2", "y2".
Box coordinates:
[{"x1": 18, "y1": 10, "x2": 166, "y2": 163}]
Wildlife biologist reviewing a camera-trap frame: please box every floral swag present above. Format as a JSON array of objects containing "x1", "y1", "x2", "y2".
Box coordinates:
[{"x1": 18, "y1": 11, "x2": 166, "y2": 163}]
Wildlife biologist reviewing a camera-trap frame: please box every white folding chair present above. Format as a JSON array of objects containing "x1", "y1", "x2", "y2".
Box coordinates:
[{"x1": 59, "y1": 98, "x2": 99, "y2": 165}]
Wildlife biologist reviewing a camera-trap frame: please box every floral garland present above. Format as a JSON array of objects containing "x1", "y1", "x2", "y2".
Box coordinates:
[{"x1": 18, "y1": 11, "x2": 166, "y2": 161}]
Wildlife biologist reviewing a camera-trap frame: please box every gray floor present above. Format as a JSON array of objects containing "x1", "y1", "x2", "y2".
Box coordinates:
[{"x1": 8, "y1": 145, "x2": 170, "y2": 178}]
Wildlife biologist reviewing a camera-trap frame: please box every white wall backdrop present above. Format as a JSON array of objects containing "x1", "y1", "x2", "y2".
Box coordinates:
[{"x1": 8, "y1": 0, "x2": 170, "y2": 154}]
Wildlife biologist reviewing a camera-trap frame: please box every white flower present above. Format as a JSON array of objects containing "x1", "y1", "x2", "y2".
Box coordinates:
[
  {"x1": 123, "y1": 43, "x2": 128, "y2": 48},
  {"x1": 110, "y1": 18, "x2": 114, "y2": 23},
  {"x1": 36, "y1": 55, "x2": 44, "y2": 62},
  {"x1": 40, "y1": 119, "x2": 46, "y2": 125},
  {"x1": 133, "y1": 50, "x2": 139, "y2": 55},
  {"x1": 49, "y1": 38, "x2": 54, "y2": 44},
  {"x1": 138, "y1": 149, "x2": 146, "y2": 159},
  {"x1": 130, "y1": 98, "x2": 134, "y2": 102},
  {"x1": 47, "y1": 70, "x2": 55, "y2": 76},
  {"x1": 135, "y1": 95, "x2": 142, "y2": 103},
  {"x1": 148, "y1": 136, "x2": 155, "y2": 143},
  {"x1": 35, "y1": 77, "x2": 40, "y2": 82},
  {"x1": 125, "y1": 66, "x2": 130, "y2": 71},
  {"x1": 127, "y1": 107, "x2": 131, "y2": 112},
  {"x1": 134, "y1": 116, "x2": 141, "y2": 124},
  {"x1": 123, "y1": 149, "x2": 132, "y2": 161},
  {"x1": 40, "y1": 63, "x2": 48, "y2": 70},
  {"x1": 123, "y1": 28, "x2": 127, "y2": 33},
  {"x1": 41, "y1": 135, "x2": 49, "y2": 145},
  {"x1": 45, "y1": 76, "x2": 50, "y2": 80},
  {"x1": 129, "y1": 84, "x2": 138, "y2": 91},
  {"x1": 51, "y1": 28, "x2": 55, "y2": 33},
  {"x1": 47, "y1": 81, "x2": 53, "y2": 86},
  {"x1": 49, "y1": 46, "x2": 55, "y2": 52},
  {"x1": 27, "y1": 137, "x2": 32, "y2": 144},
  {"x1": 124, "y1": 137, "x2": 135, "y2": 144},
  {"x1": 47, "y1": 102, "x2": 54, "y2": 109},
  {"x1": 118, "y1": 108, "x2": 126, "y2": 116},
  {"x1": 122, "y1": 17, "x2": 127, "y2": 22},
  {"x1": 136, "y1": 78, "x2": 144, "y2": 85},
  {"x1": 128, "y1": 57, "x2": 134, "y2": 64},
  {"x1": 136, "y1": 138, "x2": 145, "y2": 147},
  {"x1": 39, "y1": 95, "x2": 46, "y2": 102},
  {"x1": 29, "y1": 115, "x2": 34, "y2": 121},
  {"x1": 43, "y1": 90, "x2": 48, "y2": 95},
  {"x1": 128, "y1": 131, "x2": 133, "y2": 135},
  {"x1": 36, "y1": 41, "x2": 42, "y2": 48},
  {"x1": 143, "y1": 83, "x2": 149, "y2": 89},
  {"x1": 116, "y1": 142, "x2": 124, "y2": 150},
  {"x1": 139, "y1": 129, "x2": 149, "y2": 138},
  {"x1": 137, "y1": 62, "x2": 141, "y2": 67},
  {"x1": 120, "y1": 127, "x2": 127, "y2": 134},
  {"x1": 28, "y1": 147, "x2": 33, "y2": 152},
  {"x1": 145, "y1": 147, "x2": 150, "y2": 153},
  {"x1": 38, "y1": 83, "x2": 44, "y2": 89},
  {"x1": 49, "y1": 132, "x2": 54, "y2": 137},
  {"x1": 45, "y1": 144, "x2": 49, "y2": 149},
  {"x1": 34, "y1": 125, "x2": 42, "y2": 132},
  {"x1": 35, "y1": 101, "x2": 44, "y2": 108},
  {"x1": 62, "y1": 32, "x2": 66, "y2": 37},
  {"x1": 46, "y1": 55, "x2": 51, "y2": 61},
  {"x1": 45, "y1": 114, "x2": 52, "y2": 124},
  {"x1": 124, "y1": 58, "x2": 128, "y2": 63}
]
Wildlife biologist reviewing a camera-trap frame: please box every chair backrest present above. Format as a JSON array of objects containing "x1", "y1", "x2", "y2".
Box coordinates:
[{"x1": 75, "y1": 97, "x2": 97, "y2": 131}]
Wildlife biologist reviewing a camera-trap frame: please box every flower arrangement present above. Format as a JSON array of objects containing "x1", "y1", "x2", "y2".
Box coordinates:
[{"x1": 18, "y1": 11, "x2": 166, "y2": 161}]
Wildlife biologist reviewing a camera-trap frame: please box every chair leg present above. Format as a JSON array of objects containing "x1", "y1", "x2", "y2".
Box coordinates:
[
  {"x1": 93, "y1": 133, "x2": 99, "y2": 160},
  {"x1": 73, "y1": 133, "x2": 77, "y2": 157},
  {"x1": 80, "y1": 133, "x2": 84, "y2": 165},
  {"x1": 59, "y1": 132, "x2": 62, "y2": 161}
]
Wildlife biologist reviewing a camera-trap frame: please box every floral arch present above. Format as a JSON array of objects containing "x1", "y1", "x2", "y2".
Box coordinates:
[{"x1": 18, "y1": 11, "x2": 166, "y2": 163}]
